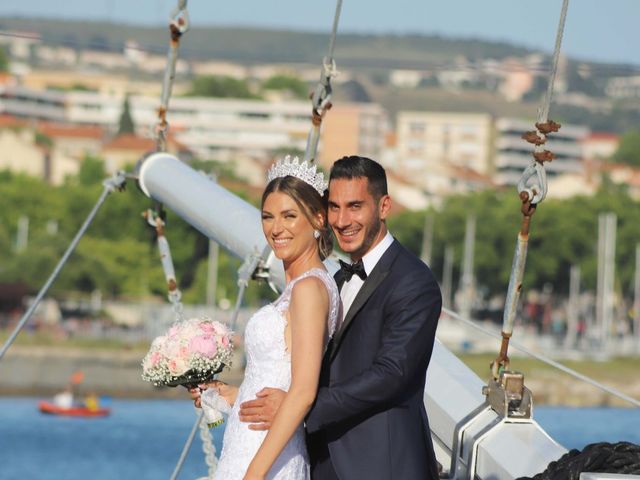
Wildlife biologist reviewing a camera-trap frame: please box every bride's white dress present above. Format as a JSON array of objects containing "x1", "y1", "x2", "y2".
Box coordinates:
[{"x1": 213, "y1": 268, "x2": 340, "y2": 480}]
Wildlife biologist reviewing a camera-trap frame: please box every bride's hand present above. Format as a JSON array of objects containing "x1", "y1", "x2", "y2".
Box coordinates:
[
  {"x1": 191, "y1": 381, "x2": 238, "y2": 408},
  {"x1": 186, "y1": 381, "x2": 221, "y2": 408},
  {"x1": 187, "y1": 386, "x2": 203, "y2": 408}
]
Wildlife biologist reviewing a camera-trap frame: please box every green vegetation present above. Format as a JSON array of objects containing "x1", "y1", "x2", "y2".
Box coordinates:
[
  {"x1": 262, "y1": 74, "x2": 309, "y2": 99},
  {"x1": 0, "y1": 18, "x2": 532, "y2": 66},
  {"x1": 34, "y1": 132, "x2": 53, "y2": 150},
  {"x1": 389, "y1": 186, "x2": 640, "y2": 299},
  {"x1": 117, "y1": 95, "x2": 135, "y2": 135},
  {"x1": 2, "y1": 157, "x2": 639, "y2": 309},
  {"x1": 0, "y1": 46, "x2": 8, "y2": 72},
  {"x1": 458, "y1": 353, "x2": 640, "y2": 386},
  {"x1": 0, "y1": 156, "x2": 274, "y2": 307},
  {"x1": 186, "y1": 75, "x2": 260, "y2": 99},
  {"x1": 612, "y1": 128, "x2": 640, "y2": 166}
]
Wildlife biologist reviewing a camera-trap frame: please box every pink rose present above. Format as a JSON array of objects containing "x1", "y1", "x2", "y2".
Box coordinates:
[
  {"x1": 189, "y1": 335, "x2": 218, "y2": 357},
  {"x1": 150, "y1": 351, "x2": 162, "y2": 367},
  {"x1": 178, "y1": 346, "x2": 190, "y2": 360},
  {"x1": 168, "y1": 357, "x2": 188, "y2": 375},
  {"x1": 199, "y1": 322, "x2": 216, "y2": 334}
]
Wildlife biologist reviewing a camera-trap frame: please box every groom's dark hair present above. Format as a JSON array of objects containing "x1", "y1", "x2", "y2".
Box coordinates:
[{"x1": 329, "y1": 155, "x2": 388, "y2": 201}]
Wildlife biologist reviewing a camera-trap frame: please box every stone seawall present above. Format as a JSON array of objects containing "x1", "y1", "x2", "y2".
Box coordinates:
[
  {"x1": 0, "y1": 347, "x2": 243, "y2": 399},
  {"x1": 1, "y1": 347, "x2": 637, "y2": 407}
]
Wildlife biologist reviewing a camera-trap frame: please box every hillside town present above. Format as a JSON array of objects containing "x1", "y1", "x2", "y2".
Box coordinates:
[
  {"x1": 1, "y1": 27, "x2": 638, "y2": 211},
  {"x1": 1, "y1": 22, "x2": 639, "y2": 361}
]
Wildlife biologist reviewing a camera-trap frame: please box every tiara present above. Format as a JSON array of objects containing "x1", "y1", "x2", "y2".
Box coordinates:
[{"x1": 267, "y1": 155, "x2": 328, "y2": 195}]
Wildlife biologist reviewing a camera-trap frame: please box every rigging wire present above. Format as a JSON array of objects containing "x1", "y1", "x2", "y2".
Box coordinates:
[
  {"x1": 169, "y1": 409, "x2": 205, "y2": 480},
  {"x1": 170, "y1": 276, "x2": 252, "y2": 479},
  {"x1": 302, "y1": 0, "x2": 342, "y2": 164},
  {"x1": 491, "y1": 0, "x2": 570, "y2": 379},
  {"x1": 155, "y1": 0, "x2": 190, "y2": 152},
  {"x1": 0, "y1": 172, "x2": 127, "y2": 362},
  {"x1": 443, "y1": 308, "x2": 640, "y2": 409}
]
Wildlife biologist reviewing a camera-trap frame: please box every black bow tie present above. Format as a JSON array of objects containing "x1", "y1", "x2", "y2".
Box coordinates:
[{"x1": 339, "y1": 259, "x2": 367, "y2": 282}]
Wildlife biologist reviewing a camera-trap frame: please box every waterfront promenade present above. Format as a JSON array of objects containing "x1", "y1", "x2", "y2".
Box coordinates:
[{"x1": 1, "y1": 344, "x2": 638, "y2": 407}]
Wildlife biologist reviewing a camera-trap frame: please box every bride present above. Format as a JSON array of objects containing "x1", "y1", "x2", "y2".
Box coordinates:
[{"x1": 191, "y1": 157, "x2": 340, "y2": 480}]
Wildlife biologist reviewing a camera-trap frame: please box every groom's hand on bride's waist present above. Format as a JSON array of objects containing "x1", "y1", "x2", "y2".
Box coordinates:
[{"x1": 239, "y1": 387, "x2": 285, "y2": 430}]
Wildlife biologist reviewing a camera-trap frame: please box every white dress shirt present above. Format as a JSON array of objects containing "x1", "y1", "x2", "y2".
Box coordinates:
[{"x1": 340, "y1": 231, "x2": 394, "y2": 318}]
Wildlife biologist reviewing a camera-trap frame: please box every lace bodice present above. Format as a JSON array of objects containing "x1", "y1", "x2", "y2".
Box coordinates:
[{"x1": 213, "y1": 268, "x2": 339, "y2": 480}]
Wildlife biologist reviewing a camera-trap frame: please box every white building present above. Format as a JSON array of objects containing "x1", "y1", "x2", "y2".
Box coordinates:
[
  {"x1": 0, "y1": 86, "x2": 67, "y2": 122},
  {"x1": 605, "y1": 76, "x2": 640, "y2": 99},
  {"x1": 389, "y1": 69, "x2": 424, "y2": 88},
  {"x1": 0, "y1": 85, "x2": 315, "y2": 164}
]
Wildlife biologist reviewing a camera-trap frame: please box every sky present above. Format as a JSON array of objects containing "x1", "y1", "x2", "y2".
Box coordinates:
[{"x1": 0, "y1": 0, "x2": 638, "y2": 66}]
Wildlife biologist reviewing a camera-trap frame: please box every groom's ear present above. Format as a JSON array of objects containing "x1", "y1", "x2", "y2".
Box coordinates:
[{"x1": 378, "y1": 194, "x2": 391, "y2": 220}]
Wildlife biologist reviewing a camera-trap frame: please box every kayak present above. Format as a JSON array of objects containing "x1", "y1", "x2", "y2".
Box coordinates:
[{"x1": 38, "y1": 400, "x2": 111, "y2": 417}]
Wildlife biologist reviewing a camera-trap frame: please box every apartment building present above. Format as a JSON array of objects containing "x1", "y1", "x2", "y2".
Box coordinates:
[
  {"x1": 317, "y1": 103, "x2": 388, "y2": 171},
  {"x1": 396, "y1": 111, "x2": 492, "y2": 174},
  {"x1": 0, "y1": 86, "x2": 312, "y2": 163},
  {"x1": 0, "y1": 85, "x2": 389, "y2": 171},
  {"x1": 494, "y1": 118, "x2": 589, "y2": 186}
]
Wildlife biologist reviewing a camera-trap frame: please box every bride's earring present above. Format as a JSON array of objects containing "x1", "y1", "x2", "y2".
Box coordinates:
[{"x1": 313, "y1": 229, "x2": 321, "y2": 239}]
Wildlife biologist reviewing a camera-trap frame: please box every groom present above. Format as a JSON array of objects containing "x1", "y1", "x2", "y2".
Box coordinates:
[{"x1": 240, "y1": 156, "x2": 442, "y2": 479}]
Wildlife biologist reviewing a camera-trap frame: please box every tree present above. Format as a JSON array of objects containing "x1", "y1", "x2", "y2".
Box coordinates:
[
  {"x1": 186, "y1": 76, "x2": 260, "y2": 99},
  {"x1": 76, "y1": 155, "x2": 107, "y2": 186},
  {"x1": 612, "y1": 129, "x2": 640, "y2": 167},
  {"x1": 262, "y1": 75, "x2": 308, "y2": 99},
  {"x1": 117, "y1": 95, "x2": 135, "y2": 134},
  {"x1": 0, "y1": 47, "x2": 8, "y2": 72}
]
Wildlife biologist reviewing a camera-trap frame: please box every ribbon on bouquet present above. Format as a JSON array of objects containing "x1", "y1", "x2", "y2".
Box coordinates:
[{"x1": 200, "y1": 388, "x2": 232, "y2": 428}]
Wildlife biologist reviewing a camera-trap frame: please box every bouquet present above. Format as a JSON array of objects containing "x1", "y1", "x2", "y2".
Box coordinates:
[{"x1": 142, "y1": 317, "x2": 234, "y2": 388}]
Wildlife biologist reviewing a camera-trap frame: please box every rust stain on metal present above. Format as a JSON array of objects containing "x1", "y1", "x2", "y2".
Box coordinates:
[
  {"x1": 169, "y1": 23, "x2": 183, "y2": 42},
  {"x1": 535, "y1": 119, "x2": 561, "y2": 135},
  {"x1": 533, "y1": 150, "x2": 555, "y2": 163},
  {"x1": 521, "y1": 130, "x2": 546, "y2": 146}
]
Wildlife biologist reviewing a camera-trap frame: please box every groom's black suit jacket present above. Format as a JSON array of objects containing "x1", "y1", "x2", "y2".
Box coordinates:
[{"x1": 305, "y1": 239, "x2": 442, "y2": 480}]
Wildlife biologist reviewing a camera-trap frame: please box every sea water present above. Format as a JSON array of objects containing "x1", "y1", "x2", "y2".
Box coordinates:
[{"x1": 1, "y1": 397, "x2": 639, "y2": 480}]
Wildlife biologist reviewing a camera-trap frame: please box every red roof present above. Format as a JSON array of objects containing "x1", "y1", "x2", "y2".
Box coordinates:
[
  {"x1": 39, "y1": 122, "x2": 105, "y2": 140},
  {"x1": 103, "y1": 133, "x2": 188, "y2": 152},
  {"x1": 585, "y1": 132, "x2": 619, "y2": 142},
  {"x1": 0, "y1": 115, "x2": 105, "y2": 140},
  {"x1": 0, "y1": 114, "x2": 29, "y2": 128},
  {"x1": 103, "y1": 133, "x2": 156, "y2": 151}
]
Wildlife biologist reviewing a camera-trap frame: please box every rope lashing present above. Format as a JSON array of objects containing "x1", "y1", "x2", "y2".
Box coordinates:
[
  {"x1": 518, "y1": 0, "x2": 569, "y2": 206},
  {"x1": 143, "y1": 208, "x2": 183, "y2": 319},
  {"x1": 492, "y1": 0, "x2": 571, "y2": 380},
  {"x1": 303, "y1": 0, "x2": 343, "y2": 164},
  {"x1": 516, "y1": 442, "x2": 640, "y2": 480},
  {"x1": 200, "y1": 412, "x2": 219, "y2": 477}
]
